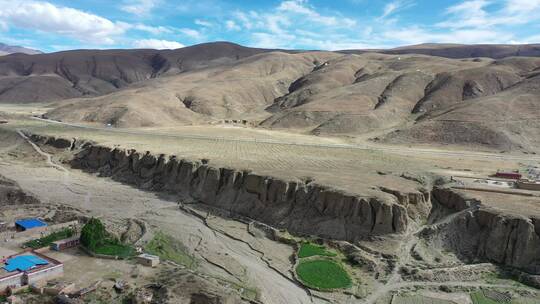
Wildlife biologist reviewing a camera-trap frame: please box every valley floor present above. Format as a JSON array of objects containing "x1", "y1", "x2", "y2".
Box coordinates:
[{"x1": 0, "y1": 105, "x2": 539, "y2": 303}]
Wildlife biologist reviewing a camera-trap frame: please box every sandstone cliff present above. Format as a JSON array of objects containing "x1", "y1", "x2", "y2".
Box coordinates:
[
  {"x1": 26, "y1": 133, "x2": 540, "y2": 275},
  {"x1": 28, "y1": 134, "x2": 418, "y2": 242},
  {"x1": 424, "y1": 188, "x2": 540, "y2": 274}
]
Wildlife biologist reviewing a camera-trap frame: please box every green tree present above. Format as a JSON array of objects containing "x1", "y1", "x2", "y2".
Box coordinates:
[{"x1": 80, "y1": 218, "x2": 107, "y2": 250}]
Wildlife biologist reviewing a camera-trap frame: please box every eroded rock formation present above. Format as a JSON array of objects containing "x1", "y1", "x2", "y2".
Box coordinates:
[
  {"x1": 29, "y1": 134, "x2": 414, "y2": 242},
  {"x1": 424, "y1": 188, "x2": 540, "y2": 274}
]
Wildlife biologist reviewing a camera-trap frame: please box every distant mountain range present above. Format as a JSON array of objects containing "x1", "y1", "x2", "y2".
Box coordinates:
[
  {"x1": 1, "y1": 41, "x2": 540, "y2": 151},
  {"x1": 344, "y1": 43, "x2": 540, "y2": 59},
  {"x1": 0, "y1": 43, "x2": 42, "y2": 56}
]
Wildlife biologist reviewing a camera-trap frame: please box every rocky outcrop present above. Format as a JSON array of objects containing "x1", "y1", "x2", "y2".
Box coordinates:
[
  {"x1": 68, "y1": 145, "x2": 408, "y2": 242},
  {"x1": 424, "y1": 188, "x2": 540, "y2": 274},
  {"x1": 27, "y1": 133, "x2": 413, "y2": 242}
]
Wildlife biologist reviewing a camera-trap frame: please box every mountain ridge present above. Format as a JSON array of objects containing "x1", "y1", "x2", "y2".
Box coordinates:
[{"x1": 0, "y1": 43, "x2": 42, "y2": 56}]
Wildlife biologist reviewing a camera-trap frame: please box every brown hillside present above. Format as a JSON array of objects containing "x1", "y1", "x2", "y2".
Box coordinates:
[
  {"x1": 0, "y1": 42, "x2": 276, "y2": 103},
  {"x1": 344, "y1": 43, "x2": 540, "y2": 59},
  {"x1": 45, "y1": 52, "x2": 337, "y2": 127}
]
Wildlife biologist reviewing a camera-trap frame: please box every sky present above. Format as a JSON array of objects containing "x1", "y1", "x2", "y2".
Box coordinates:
[{"x1": 0, "y1": 0, "x2": 540, "y2": 52}]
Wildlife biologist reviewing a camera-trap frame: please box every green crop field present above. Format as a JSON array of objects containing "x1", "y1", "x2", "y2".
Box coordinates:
[
  {"x1": 24, "y1": 228, "x2": 75, "y2": 249},
  {"x1": 514, "y1": 300, "x2": 540, "y2": 304},
  {"x1": 297, "y1": 242, "x2": 337, "y2": 258},
  {"x1": 469, "y1": 290, "x2": 540, "y2": 304},
  {"x1": 94, "y1": 242, "x2": 136, "y2": 258},
  {"x1": 144, "y1": 231, "x2": 197, "y2": 268},
  {"x1": 296, "y1": 259, "x2": 351, "y2": 290}
]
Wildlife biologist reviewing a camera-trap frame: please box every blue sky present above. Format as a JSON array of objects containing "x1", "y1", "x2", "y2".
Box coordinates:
[{"x1": 1, "y1": 0, "x2": 539, "y2": 52}]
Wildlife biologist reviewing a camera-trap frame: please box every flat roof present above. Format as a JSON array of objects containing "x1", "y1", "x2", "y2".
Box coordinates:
[
  {"x1": 4, "y1": 255, "x2": 48, "y2": 272},
  {"x1": 138, "y1": 253, "x2": 159, "y2": 260},
  {"x1": 15, "y1": 219, "x2": 47, "y2": 230},
  {"x1": 0, "y1": 251, "x2": 62, "y2": 280},
  {"x1": 52, "y1": 236, "x2": 80, "y2": 245}
]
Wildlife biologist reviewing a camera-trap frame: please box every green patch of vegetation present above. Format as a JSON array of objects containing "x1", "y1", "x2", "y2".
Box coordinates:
[
  {"x1": 512, "y1": 299, "x2": 540, "y2": 304},
  {"x1": 81, "y1": 218, "x2": 135, "y2": 258},
  {"x1": 144, "y1": 231, "x2": 197, "y2": 268},
  {"x1": 296, "y1": 259, "x2": 351, "y2": 290},
  {"x1": 94, "y1": 242, "x2": 136, "y2": 258},
  {"x1": 393, "y1": 295, "x2": 457, "y2": 304},
  {"x1": 470, "y1": 292, "x2": 504, "y2": 304},
  {"x1": 298, "y1": 242, "x2": 337, "y2": 258},
  {"x1": 23, "y1": 228, "x2": 74, "y2": 249}
]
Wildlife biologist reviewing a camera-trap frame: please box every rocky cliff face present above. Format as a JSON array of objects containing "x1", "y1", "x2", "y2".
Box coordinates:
[
  {"x1": 26, "y1": 133, "x2": 540, "y2": 275},
  {"x1": 77, "y1": 145, "x2": 409, "y2": 241},
  {"x1": 28, "y1": 134, "x2": 416, "y2": 242},
  {"x1": 424, "y1": 188, "x2": 540, "y2": 274}
]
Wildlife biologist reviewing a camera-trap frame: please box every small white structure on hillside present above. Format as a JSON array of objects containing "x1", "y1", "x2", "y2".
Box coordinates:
[{"x1": 136, "y1": 254, "x2": 159, "y2": 267}]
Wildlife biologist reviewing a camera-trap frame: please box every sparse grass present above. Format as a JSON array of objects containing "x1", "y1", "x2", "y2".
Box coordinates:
[
  {"x1": 296, "y1": 259, "x2": 351, "y2": 290},
  {"x1": 144, "y1": 231, "x2": 197, "y2": 268},
  {"x1": 297, "y1": 242, "x2": 336, "y2": 258},
  {"x1": 23, "y1": 228, "x2": 75, "y2": 249}
]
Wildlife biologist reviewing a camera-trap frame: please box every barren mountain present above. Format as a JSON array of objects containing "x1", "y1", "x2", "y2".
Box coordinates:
[
  {"x1": 0, "y1": 42, "x2": 275, "y2": 103},
  {"x1": 344, "y1": 43, "x2": 540, "y2": 59},
  {"x1": 45, "y1": 51, "x2": 337, "y2": 127},
  {"x1": 0, "y1": 43, "x2": 42, "y2": 56},
  {"x1": 4, "y1": 42, "x2": 540, "y2": 150},
  {"x1": 382, "y1": 63, "x2": 540, "y2": 150}
]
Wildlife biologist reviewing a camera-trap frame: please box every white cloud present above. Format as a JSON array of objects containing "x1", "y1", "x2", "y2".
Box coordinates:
[
  {"x1": 225, "y1": 20, "x2": 241, "y2": 31},
  {"x1": 195, "y1": 19, "x2": 213, "y2": 27},
  {"x1": 277, "y1": 0, "x2": 356, "y2": 27},
  {"x1": 0, "y1": 0, "x2": 127, "y2": 44},
  {"x1": 251, "y1": 32, "x2": 295, "y2": 49},
  {"x1": 436, "y1": 0, "x2": 490, "y2": 29},
  {"x1": 132, "y1": 23, "x2": 172, "y2": 35},
  {"x1": 179, "y1": 28, "x2": 202, "y2": 39},
  {"x1": 378, "y1": 0, "x2": 415, "y2": 20},
  {"x1": 121, "y1": 0, "x2": 159, "y2": 16},
  {"x1": 229, "y1": 0, "x2": 362, "y2": 50},
  {"x1": 233, "y1": 11, "x2": 258, "y2": 30},
  {"x1": 0, "y1": 21, "x2": 8, "y2": 32},
  {"x1": 133, "y1": 39, "x2": 184, "y2": 49},
  {"x1": 383, "y1": 26, "x2": 514, "y2": 45},
  {"x1": 506, "y1": 0, "x2": 540, "y2": 14},
  {"x1": 437, "y1": 0, "x2": 540, "y2": 29}
]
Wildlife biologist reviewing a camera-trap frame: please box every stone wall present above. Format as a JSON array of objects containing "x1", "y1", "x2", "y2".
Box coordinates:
[
  {"x1": 26, "y1": 264, "x2": 63, "y2": 285},
  {"x1": 0, "y1": 273, "x2": 23, "y2": 294}
]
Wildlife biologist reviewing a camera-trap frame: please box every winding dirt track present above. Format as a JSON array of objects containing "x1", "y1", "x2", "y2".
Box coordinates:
[{"x1": 17, "y1": 129, "x2": 68, "y2": 173}]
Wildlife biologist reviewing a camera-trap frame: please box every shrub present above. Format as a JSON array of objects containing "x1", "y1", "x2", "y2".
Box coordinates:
[
  {"x1": 80, "y1": 218, "x2": 107, "y2": 251},
  {"x1": 80, "y1": 218, "x2": 135, "y2": 258}
]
